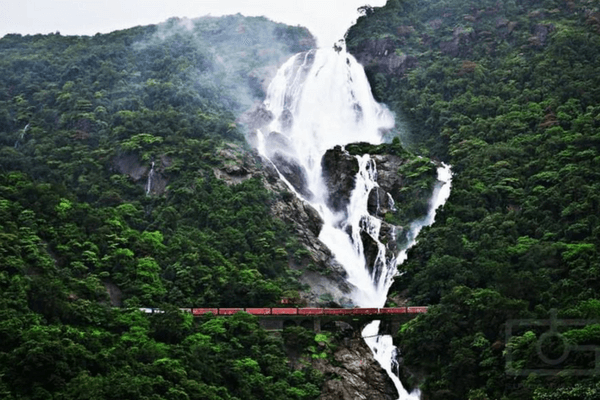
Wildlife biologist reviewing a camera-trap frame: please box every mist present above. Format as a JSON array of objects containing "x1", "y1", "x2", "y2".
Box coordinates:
[{"x1": 132, "y1": 15, "x2": 316, "y2": 114}]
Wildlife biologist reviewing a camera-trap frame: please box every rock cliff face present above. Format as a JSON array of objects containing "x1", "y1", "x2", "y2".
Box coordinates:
[
  {"x1": 314, "y1": 325, "x2": 399, "y2": 400},
  {"x1": 351, "y1": 37, "x2": 418, "y2": 77},
  {"x1": 213, "y1": 145, "x2": 355, "y2": 307},
  {"x1": 271, "y1": 153, "x2": 313, "y2": 199},
  {"x1": 112, "y1": 153, "x2": 169, "y2": 195},
  {"x1": 321, "y1": 146, "x2": 359, "y2": 213}
]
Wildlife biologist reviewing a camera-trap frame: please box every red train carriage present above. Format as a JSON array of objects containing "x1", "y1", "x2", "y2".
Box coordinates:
[
  {"x1": 245, "y1": 308, "x2": 271, "y2": 315},
  {"x1": 351, "y1": 308, "x2": 379, "y2": 315},
  {"x1": 271, "y1": 308, "x2": 298, "y2": 315},
  {"x1": 192, "y1": 308, "x2": 219, "y2": 316},
  {"x1": 406, "y1": 306, "x2": 428, "y2": 314},
  {"x1": 298, "y1": 308, "x2": 324, "y2": 315},
  {"x1": 323, "y1": 308, "x2": 354, "y2": 315},
  {"x1": 378, "y1": 307, "x2": 408, "y2": 314},
  {"x1": 219, "y1": 308, "x2": 244, "y2": 315}
]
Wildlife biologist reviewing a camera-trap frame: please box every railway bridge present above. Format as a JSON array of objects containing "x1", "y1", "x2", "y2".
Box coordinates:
[{"x1": 140, "y1": 307, "x2": 429, "y2": 333}]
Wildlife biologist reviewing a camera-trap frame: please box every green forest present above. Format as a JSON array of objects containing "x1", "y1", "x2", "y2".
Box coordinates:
[
  {"x1": 0, "y1": 15, "x2": 326, "y2": 399},
  {"x1": 346, "y1": 0, "x2": 600, "y2": 399},
  {"x1": 3, "y1": 0, "x2": 600, "y2": 398}
]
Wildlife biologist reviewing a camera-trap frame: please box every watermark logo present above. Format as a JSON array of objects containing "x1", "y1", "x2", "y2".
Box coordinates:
[{"x1": 505, "y1": 309, "x2": 600, "y2": 376}]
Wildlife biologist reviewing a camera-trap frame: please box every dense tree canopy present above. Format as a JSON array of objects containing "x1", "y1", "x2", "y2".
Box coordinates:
[
  {"x1": 347, "y1": 0, "x2": 600, "y2": 399},
  {"x1": 0, "y1": 15, "x2": 325, "y2": 399}
]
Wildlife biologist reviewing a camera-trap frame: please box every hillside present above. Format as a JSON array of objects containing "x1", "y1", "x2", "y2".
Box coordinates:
[
  {"x1": 346, "y1": 0, "x2": 600, "y2": 399},
  {"x1": 0, "y1": 15, "x2": 331, "y2": 400}
]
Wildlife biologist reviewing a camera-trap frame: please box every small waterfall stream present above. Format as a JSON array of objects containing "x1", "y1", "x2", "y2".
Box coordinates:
[
  {"x1": 146, "y1": 161, "x2": 155, "y2": 195},
  {"x1": 255, "y1": 46, "x2": 451, "y2": 399}
]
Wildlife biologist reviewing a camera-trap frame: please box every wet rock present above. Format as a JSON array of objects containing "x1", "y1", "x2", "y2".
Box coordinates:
[
  {"x1": 267, "y1": 131, "x2": 293, "y2": 152},
  {"x1": 146, "y1": 172, "x2": 168, "y2": 195},
  {"x1": 321, "y1": 146, "x2": 359, "y2": 213},
  {"x1": 360, "y1": 229, "x2": 381, "y2": 277},
  {"x1": 379, "y1": 221, "x2": 405, "y2": 254},
  {"x1": 368, "y1": 186, "x2": 390, "y2": 217},
  {"x1": 271, "y1": 153, "x2": 313, "y2": 199},
  {"x1": 279, "y1": 109, "x2": 293, "y2": 132},
  {"x1": 371, "y1": 154, "x2": 405, "y2": 201},
  {"x1": 112, "y1": 153, "x2": 169, "y2": 195}
]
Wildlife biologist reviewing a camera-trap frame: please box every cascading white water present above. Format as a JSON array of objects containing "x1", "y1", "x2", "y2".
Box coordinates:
[
  {"x1": 258, "y1": 47, "x2": 397, "y2": 304},
  {"x1": 362, "y1": 163, "x2": 452, "y2": 400},
  {"x1": 146, "y1": 161, "x2": 155, "y2": 195},
  {"x1": 256, "y1": 46, "x2": 451, "y2": 400}
]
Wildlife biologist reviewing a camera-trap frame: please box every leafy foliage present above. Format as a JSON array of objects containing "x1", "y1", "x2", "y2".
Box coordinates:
[
  {"x1": 0, "y1": 15, "x2": 321, "y2": 399},
  {"x1": 347, "y1": 0, "x2": 600, "y2": 399}
]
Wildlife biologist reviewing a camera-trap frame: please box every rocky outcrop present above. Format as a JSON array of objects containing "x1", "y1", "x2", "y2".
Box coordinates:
[
  {"x1": 351, "y1": 37, "x2": 418, "y2": 77},
  {"x1": 237, "y1": 102, "x2": 274, "y2": 133},
  {"x1": 213, "y1": 144, "x2": 255, "y2": 185},
  {"x1": 440, "y1": 26, "x2": 477, "y2": 57},
  {"x1": 263, "y1": 160, "x2": 355, "y2": 307},
  {"x1": 321, "y1": 146, "x2": 359, "y2": 213},
  {"x1": 315, "y1": 328, "x2": 399, "y2": 400},
  {"x1": 271, "y1": 153, "x2": 313, "y2": 199},
  {"x1": 113, "y1": 154, "x2": 148, "y2": 181},
  {"x1": 528, "y1": 24, "x2": 554, "y2": 47},
  {"x1": 112, "y1": 153, "x2": 170, "y2": 195},
  {"x1": 371, "y1": 154, "x2": 406, "y2": 201}
]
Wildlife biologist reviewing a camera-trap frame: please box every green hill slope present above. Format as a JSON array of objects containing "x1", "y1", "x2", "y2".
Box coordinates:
[
  {"x1": 347, "y1": 0, "x2": 600, "y2": 399},
  {"x1": 0, "y1": 15, "x2": 326, "y2": 400}
]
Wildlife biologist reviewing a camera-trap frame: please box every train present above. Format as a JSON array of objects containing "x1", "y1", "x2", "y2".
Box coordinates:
[{"x1": 138, "y1": 306, "x2": 428, "y2": 316}]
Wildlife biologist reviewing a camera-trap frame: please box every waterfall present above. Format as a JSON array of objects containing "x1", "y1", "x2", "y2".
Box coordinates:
[
  {"x1": 15, "y1": 123, "x2": 29, "y2": 149},
  {"x1": 146, "y1": 161, "x2": 155, "y2": 195},
  {"x1": 362, "y1": 163, "x2": 452, "y2": 400},
  {"x1": 255, "y1": 46, "x2": 452, "y2": 400}
]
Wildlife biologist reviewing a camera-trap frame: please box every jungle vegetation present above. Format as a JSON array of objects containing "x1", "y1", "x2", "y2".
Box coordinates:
[
  {"x1": 0, "y1": 15, "x2": 324, "y2": 399},
  {"x1": 346, "y1": 0, "x2": 600, "y2": 399}
]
